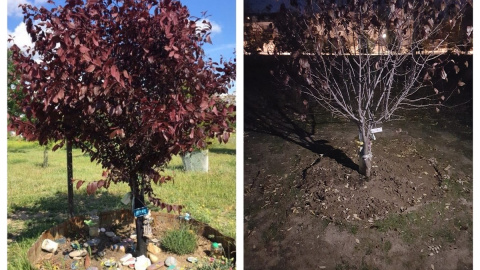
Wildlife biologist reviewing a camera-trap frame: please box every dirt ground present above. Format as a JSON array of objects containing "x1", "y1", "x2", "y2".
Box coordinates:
[{"x1": 244, "y1": 57, "x2": 473, "y2": 270}]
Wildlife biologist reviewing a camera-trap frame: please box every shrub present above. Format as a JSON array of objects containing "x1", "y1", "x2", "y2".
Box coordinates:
[
  {"x1": 192, "y1": 256, "x2": 235, "y2": 270},
  {"x1": 161, "y1": 225, "x2": 197, "y2": 255}
]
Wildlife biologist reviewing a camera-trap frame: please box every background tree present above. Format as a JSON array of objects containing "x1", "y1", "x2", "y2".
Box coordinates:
[
  {"x1": 7, "y1": 49, "x2": 24, "y2": 119},
  {"x1": 244, "y1": 18, "x2": 276, "y2": 54},
  {"x1": 264, "y1": 0, "x2": 471, "y2": 177},
  {"x1": 9, "y1": 0, "x2": 235, "y2": 256},
  {"x1": 9, "y1": 49, "x2": 54, "y2": 167}
]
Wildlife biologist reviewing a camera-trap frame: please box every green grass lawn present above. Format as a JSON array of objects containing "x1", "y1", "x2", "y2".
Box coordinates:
[{"x1": 7, "y1": 135, "x2": 236, "y2": 269}]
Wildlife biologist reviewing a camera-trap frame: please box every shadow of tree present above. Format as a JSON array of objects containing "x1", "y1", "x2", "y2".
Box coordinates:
[
  {"x1": 167, "y1": 164, "x2": 185, "y2": 171},
  {"x1": 244, "y1": 55, "x2": 358, "y2": 172},
  {"x1": 8, "y1": 191, "x2": 125, "y2": 242},
  {"x1": 209, "y1": 148, "x2": 236, "y2": 156}
]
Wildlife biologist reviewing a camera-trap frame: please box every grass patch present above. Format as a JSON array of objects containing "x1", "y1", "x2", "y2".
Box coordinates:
[
  {"x1": 262, "y1": 222, "x2": 281, "y2": 244},
  {"x1": 442, "y1": 177, "x2": 470, "y2": 200},
  {"x1": 374, "y1": 201, "x2": 471, "y2": 246},
  {"x1": 8, "y1": 158, "x2": 27, "y2": 164},
  {"x1": 433, "y1": 227, "x2": 456, "y2": 243},
  {"x1": 360, "y1": 260, "x2": 380, "y2": 270},
  {"x1": 335, "y1": 221, "x2": 359, "y2": 235},
  {"x1": 193, "y1": 256, "x2": 235, "y2": 270},
  {"x1": 161, "y1": 224, "x2": 198, "y2": 255},
  {"x1": 335, "y1": 259, "x2": 354, "y2": 270},
  {"x1": 383, "y1": 240, "x2": 392, "y2": 252},
  {"x1": 8, "y1": 241, "x2": 38, "y2": 270},
  {"x1": 7, "y1": 135, "x2": 236, "y2": 269},
  {"x1": 374, "y1": 205, "x2": 436, "y2": 244}
]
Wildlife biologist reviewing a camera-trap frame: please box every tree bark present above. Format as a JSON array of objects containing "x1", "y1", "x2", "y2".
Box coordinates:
[
  {"x1": 135, "y1": 214, "x2": 146, "y2": 256},
  {"x1": 131, "y1": 175, "x2": 147, "y2": 256},
  {"x1": 358, "y1": 128, "x2": 372, "y2": 178},
  {"x1": 42, "y1": 146, "x2": 49, "y2": 168},
  {"x1": 66, "y1": 140, "x2": 74, "y2": 217}
]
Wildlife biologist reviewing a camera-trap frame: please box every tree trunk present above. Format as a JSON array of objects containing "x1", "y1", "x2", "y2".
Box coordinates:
[
  {"x1": 131, "y1": 175, "x2": 147, "y2": 256},
  {"x1": 358, "y1": 128, "x2": 372, "y2": 178},
  {"x1": 66, "y1": 140, "x2": 74, "y2": 217},
  {"x1": 135, "y1": 214, "x2": 146, "y2": 256},
  {"x1": 42, "y1": 146, "x2": 49, "y2": 168}
]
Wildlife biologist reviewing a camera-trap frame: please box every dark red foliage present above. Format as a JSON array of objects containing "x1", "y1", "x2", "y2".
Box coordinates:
[{"x1": 9, "y1": 0, "x2": 236, "y2": 211}]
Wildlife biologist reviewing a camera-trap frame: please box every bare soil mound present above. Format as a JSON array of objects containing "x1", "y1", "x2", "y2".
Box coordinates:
[{"x1": 244, "y1": 54, "x2": 472, "y2": 270}]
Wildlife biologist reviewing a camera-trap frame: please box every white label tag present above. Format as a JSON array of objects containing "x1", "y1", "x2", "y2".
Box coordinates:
[{"x1": 371, "y1": 127, "x2": 383, "y2": 133}]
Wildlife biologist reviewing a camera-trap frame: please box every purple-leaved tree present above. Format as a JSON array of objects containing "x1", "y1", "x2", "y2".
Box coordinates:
[{"x1": 9, "y1": 0, "x2": 235, "y2": 255}]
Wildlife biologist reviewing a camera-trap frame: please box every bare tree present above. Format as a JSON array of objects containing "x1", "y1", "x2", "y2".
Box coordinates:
[{"x1": 258, "y1": 0, "x2": 472, "y2": 177}]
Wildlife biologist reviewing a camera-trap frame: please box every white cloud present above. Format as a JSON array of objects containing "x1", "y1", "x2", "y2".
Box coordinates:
[
  {"x1": 8, "y1": 0, "x2": 48, "y2": 17},
  {"x1": 196, "y1": 19, "x2": 222, "y2": 36},
  {"x1": 7, "y1": 22, "x2": 33, "y2": 50},
  {"x1": 8, "y1": 0, "x2": 28, "y2": 17},
  {"x1": 8, "y1": 22, "x2": 42, "y2": 62},
  {"x1": 210, "y1": 21, "x2": 222, "y2": 35}
]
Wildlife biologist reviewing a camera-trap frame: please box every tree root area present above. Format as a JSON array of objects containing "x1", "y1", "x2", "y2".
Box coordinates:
[{"x1": 35, "y1": 219, "x2": 214, "y2": 270}]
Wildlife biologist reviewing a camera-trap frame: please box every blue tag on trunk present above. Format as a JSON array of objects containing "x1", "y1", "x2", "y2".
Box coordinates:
[{"x1": 133, "y1": 207, "x2": 148, "y2": 217}]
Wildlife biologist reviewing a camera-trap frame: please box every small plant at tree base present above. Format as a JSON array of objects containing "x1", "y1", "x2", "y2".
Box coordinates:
[
  {"x1": 161, "y1": 224, "x2": 198, "y2": 255},
  {"x1": 190, "y1": 256, "x2": 235, "y2": 270}
]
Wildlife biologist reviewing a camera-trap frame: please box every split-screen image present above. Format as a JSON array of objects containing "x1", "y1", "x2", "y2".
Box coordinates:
[{"x1": 6, "y1": 0, "x2": 473, "y2": 269}]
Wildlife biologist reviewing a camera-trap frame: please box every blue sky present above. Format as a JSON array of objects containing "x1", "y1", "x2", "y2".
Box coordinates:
[
  {"x1": 6, "y1": 0, "x2": 236, "y2": 91},
  {"x1": 181, "y1": 0, "x2": 236, "y2": 62},
  {"x1": 182, "y1": 0, "x2": 236, "y2": 62}
]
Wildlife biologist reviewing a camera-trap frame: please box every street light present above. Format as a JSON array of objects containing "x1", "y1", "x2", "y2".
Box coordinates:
[
  {"x1": 378, "y1": 33, "x2": 387, "y2": 54},
  {"x1": 377, "y1": 33, "x2": 387, "y2": 54}
]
